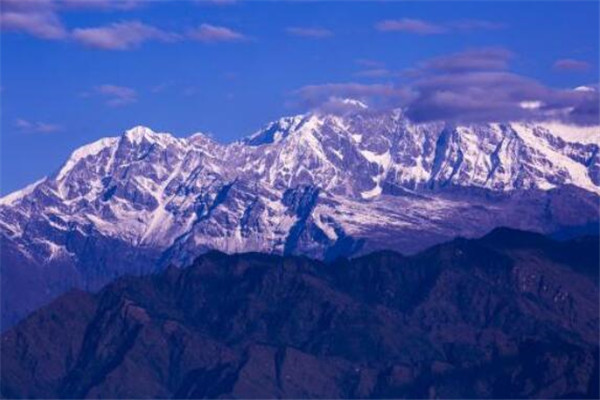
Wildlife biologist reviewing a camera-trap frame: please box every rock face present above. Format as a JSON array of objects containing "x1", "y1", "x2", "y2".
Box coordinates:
[
  {"x1": 1, "y1": 228, "x2": 598, "y2": 399},
  {"x1": 1, "y1": 110, "x2": 599, "y2": 327}
]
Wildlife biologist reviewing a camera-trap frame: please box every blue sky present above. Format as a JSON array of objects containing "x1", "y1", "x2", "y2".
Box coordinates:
[{"x1": 1, "y1": 0, "x2": 598, "y2": 194}]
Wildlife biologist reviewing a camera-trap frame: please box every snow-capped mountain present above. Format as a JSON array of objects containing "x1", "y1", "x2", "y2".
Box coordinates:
[{"x1": 1, "y1": 108, "x2": 599, "y2": 327}]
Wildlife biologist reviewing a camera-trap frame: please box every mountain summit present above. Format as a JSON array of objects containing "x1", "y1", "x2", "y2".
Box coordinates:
[{"x1": 1, "y1": 109, "x2": 599, "y2": 327}]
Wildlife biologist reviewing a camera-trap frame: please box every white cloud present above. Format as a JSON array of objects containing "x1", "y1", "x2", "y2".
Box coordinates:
[
  {"x1": 15, "y1": 118, "x2": 62, "y2": 133},
  {"x1": 72, "y1": 21, "x2": 180, "y2": 50},
  {"x1": 188, "y1": 24, "x2": 247, "y2": 43}
]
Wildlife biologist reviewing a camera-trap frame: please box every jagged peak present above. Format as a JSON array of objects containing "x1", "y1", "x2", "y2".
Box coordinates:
[
  {"x1": 244, "y1": 114, "x2": 307, "y2": 146},
  {"x1": 123, "y1": 125, "x2": 162, "y2": 144},
  {"x1": 122, "y1": 125, "x2": 192, "y2": 150},
  {"x1": 188, "y1": 131, "x2": 210, "y2": 140},
  {"x1": 188, "y1": 131, "x2": 219, "y2": 148}
]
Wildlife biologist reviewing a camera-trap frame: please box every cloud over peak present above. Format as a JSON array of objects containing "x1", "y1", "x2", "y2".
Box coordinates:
[
  {"x1": 294, "y1": 48, "x2": 599, "y2": 126},
  {"x1": 293, "y1": 82, "x2": 411, "y2": 112}
]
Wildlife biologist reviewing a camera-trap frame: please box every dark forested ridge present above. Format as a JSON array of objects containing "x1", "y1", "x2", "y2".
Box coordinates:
[{"x1": 1, "y1": 228, "x2": 598, "y2": 399}]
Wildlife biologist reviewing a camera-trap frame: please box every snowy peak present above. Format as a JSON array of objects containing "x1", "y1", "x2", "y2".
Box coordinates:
[
  {"x1": 53, "y1": 125, "x2": 171, "y2": 184},
  {"x1": 3, "y1": 114, "x2": 598, "y2": 210},
  {"x1": 244, "y1": 114, "x2": 306, "y2": 146},
  {"x1": 27, "y1": 114, "x2": 600, "y2": 211},
  {"x1": 188, "y1": 132, "x2": 214, "y2": 146},
  {"x1": 121, "y1": 125, "x2": 189, "y2": 149},
  {"x1": 123, "y1": 125, "x2": 156, "y2": 143}
]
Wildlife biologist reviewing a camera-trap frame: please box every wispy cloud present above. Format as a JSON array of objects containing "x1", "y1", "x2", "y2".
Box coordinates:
[
  {"x1": 553, "y1": 59, "x2": 592, "y2": 72},
  {"x1": 0, "y1": 0, "x2": 67, "y2": 39},
  {"x1": 0, "y1": 0, "x2": 143, "y2": 40},
  {"x1": 0, "y1": 2, "x2": 245, "y2": 50},
  {"x1": 353, "y1": 59, "x2": 400, "y2": 78},
  {"x1": 354, "y1": 69, "x2": 395, "y2": 78},
  {"x1": 150, "y1": 82, "x2": 174, "y2": 94},
  {"x1": 419, "y1": 48, "x2": 514, "y2": 73},
  {"x1": 286, "y1": 27, "x2": 333, "y2": 38},
  {"x1": 375, "y1": 18, "x2": 505, "y2": 35},
  {"x1": 58, "y1": 0, "x2": 142, "y2": 11},
  {"x1": 72, "y1": 21, "x2": 179, "y2": 50},
  {"x1": 448, "y1": 19, "x2": 506, "y2": 32},
  {"x1": 188, "y1": 24, "x2": 247, "y2": 43},
  {"x1": 15, "y1": 118, "x2": 62, "y2": 133},
  {"x1": 376, "y1": 19, "x2": 447, "y2": 35},
  {"x1": 94, "y1": 84, "x2": 138, "y2": 106}
]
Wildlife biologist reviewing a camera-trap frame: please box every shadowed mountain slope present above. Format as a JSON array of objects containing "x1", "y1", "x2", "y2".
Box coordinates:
[{"x1": 1, "y1": 228, "x2": 598, "y2": 399}]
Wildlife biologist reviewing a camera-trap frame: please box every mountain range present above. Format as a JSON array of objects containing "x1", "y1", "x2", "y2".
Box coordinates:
[
  {"x1": 1, "y1": 228, "x2": 598, "y2": 398},
  {"x1": 1, "y1": 107, "x2": 599, "y2": 327}
]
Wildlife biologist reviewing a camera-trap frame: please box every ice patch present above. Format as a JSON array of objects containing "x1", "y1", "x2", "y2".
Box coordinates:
[{"x1": 361, "y1": 184, "x2": 382, "y2": 199}]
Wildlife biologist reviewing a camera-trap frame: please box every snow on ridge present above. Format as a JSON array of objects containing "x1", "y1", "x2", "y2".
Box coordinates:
[
  {"x1": 54, "y1": 125, "x2": 196, "y2": 181},
  {"x1": 188, "y1": 131, "x2": 214, "y2": 143},
  {"x1": 5, "y1": 114, "x2": 600, "y2": 215},
  {"x1": 122, "y1": 125, "x2": 189, "y2": 148},
  {"x1": 244, "y1": 114, "x2": 306, "y2": 146},
  {"x1": 0, "y1": 177, "x2": 47, "y2": 206},
  {"x1": 360, "y1": 149, "x2": 392, "y2": 200},
  {"x1": 56, "y1": 137, "x2": 119, "y2": 181},
  {"x1": 511, "y1": 122, "x2": 599, "y2": 194},
  {"x1": 123, "y1": 125, "x2": 222, "y2": 150},
  {"x1": 538, "y1": 121, "x2": 600, "y2": 145}
]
